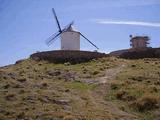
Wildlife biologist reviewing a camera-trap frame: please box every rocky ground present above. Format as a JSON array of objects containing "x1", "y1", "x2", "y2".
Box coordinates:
[{"x1": 0, "y1": 57, "x2": 160, "y2": 120}]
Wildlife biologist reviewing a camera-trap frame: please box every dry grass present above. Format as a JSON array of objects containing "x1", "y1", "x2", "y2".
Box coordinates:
[
  {"x1": 107, "y1": 58, "x2": 160, "y2": 120},
  {"x1": 131, "y1": 95, "x2": 160, "y2": 112},
  {"x1": 0, "y1": 57, "x2": 121, "y2": 120},
  {"x1": 1, "y1": 57, "x2": 159, "y2": 119}
]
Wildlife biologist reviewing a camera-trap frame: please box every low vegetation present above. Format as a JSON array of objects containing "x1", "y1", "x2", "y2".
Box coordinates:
[
  {"x1": 107, "y1": 58, "x2": 160, "y2": 120},
  {"x1": 0, "y1": 57, "x2": 160, "y2": 120},
  {"x1": 0, "y1": 57, "x2": 121, "y2": 120}
]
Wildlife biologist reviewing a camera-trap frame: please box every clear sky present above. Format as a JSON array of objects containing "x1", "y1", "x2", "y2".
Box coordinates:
[{"x1": 0, "y1": 0, "x2": 160, "y2": 66}]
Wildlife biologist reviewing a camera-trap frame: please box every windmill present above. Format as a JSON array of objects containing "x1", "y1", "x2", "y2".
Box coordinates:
[{"x1": 45, "y1": 8, "x2": 99, "y2": 50}]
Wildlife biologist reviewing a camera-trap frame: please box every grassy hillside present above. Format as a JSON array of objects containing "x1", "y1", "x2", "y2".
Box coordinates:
[
  {"x1": 0, "y1": 57, "x2": 119, "y2": 120},
  {"x1": 107, "y1": 58, "x2": 160, "y2": 120},
  {"x1": 0, "y1": 57, "x2": 160, "y2": 120}
]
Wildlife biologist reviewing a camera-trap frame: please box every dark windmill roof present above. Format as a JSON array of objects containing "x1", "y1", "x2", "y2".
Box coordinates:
[
  {"x1": 130, "y1": 36, "x2": 150, "y2": 42},
  {"x1": 65, "y1": 25, "x2": 80, "y2": 33}
]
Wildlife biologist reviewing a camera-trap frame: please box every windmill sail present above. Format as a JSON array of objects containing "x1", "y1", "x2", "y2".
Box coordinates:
[
  {"x1": 80, "y1": 33, "x2": 99, "y2": 50},
  {"x1": 46, "y1": 31, "x2": 61, "y2": 46},
  {"x1": 52, "y1": 8, "x2": 62, "y2": 32},
  {"x1": 45, "y1": 22, "x2": 74, "y2": 46}
]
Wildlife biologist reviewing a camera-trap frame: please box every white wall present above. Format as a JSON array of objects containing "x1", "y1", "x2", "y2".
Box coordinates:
[{"x1": 61, "y1": 31, "x2": 80, "y2": 50}]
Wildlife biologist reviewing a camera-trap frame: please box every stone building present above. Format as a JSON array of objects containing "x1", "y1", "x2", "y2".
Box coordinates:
[{"x1": 130, "y1": 35, "x2": 150, "y2": 49}]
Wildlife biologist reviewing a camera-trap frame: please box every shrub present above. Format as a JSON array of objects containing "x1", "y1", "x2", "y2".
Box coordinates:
[
  {"x1": 131, "y1": 64, "x2": 136, "y2": 67},
  {"x1": 116, "y1": 90, "x2": 127, "y2": 100},
  {"x1": 132, "y1": 95, "x2": 160, "y2": 112},
  {"x1": 92, "y1": 70, "x2": 99, "y2": 75},
  {"x1": 110, "y1": 83, "x2": 120, "y2": 90},
  {"x1": 82, "y1": 68, "x2": 88, "y2": 73},
  {"x1": 129, "y1": 76, "x2": 144, "y2": 82},
  {"x1": 16, "y1": 112, "x2": 25, "y2": 119},
  {"x1": 41, "y1": 82, "x2": 48, "y2": 88},
  {"x1": 116, "y1": 90, "x2": 136, "y2": 101}
]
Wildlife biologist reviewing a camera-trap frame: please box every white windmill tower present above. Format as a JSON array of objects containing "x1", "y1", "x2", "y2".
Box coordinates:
[
  {"x1": 45, "y1": 8, "x2": 99, "y2": 50},
  {"x1": 61, "y1": 25, "x2": 80, "y2": 50}
]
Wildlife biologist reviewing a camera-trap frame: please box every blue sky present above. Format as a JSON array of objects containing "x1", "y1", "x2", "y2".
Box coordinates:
[{"x1": 0, "y1": 0, "x2": 160, "y2": 66}]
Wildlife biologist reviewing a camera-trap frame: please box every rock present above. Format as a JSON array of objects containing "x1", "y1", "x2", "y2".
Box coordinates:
[
  {"x1": 15, "y1": 59, "x2": 25, "y2": 64},
  {"x1": 3, "y1": 84, "x2": 10, "y2": 89},
  {"x1": 8, "y1": 72, "x2": 17, "y2": 79},
  {"x1": 0, "y1": 71, "x2": 7, "y2": 79},
  {"x1": 39, "y1": 74, "x2": 52, "y2": 79},
  {"x1": 47, "y1": 70, "x2": 61, "y2": 76},
  {"x1": 12, "y1": 84, "x2": 24, "y2": 88},
  {"x1": 53, "y1": 99, "x2": 71, "y2": 105},
  {"x1": 16, "y1": 112, "x2": 25, "y2": 119},
  {"x1": 4, "y1": 111, "x2": 10, "y2": 116},
  {"x1": 63, "y1": 105, "x2": 71, "y2": 111},
  {"x1": 38, "y1": 63, "x2": 42, "y2": 66},
  {"x1": 38, "y1": 96, "x2": 71, "y2": 105},
  {"x1": 0, "y1": 71, "x2": 17, "y2": 80},
  {"x1": 41, "y1": 82, "x2": 48, "y2": 88},
  {"x1": 64, "y1": 62, "x2": 71, "y2": 66},
  {"x1": 63, "y1": 72, "x2": 76, "y2": 81},
  {"x1": 26, "y1": 66, "x2": 30, "y2": 69},
  {"x1": 26, "y1": 96, "x2": 35, "y2": 100},
  {"x1": 33, "y1": 68, "x2": 38, "y2": 72},
  {"x1": 19, "y1": 89, "x2": 25, "y2": 94},
  {"x1": 65, "y1": 89, "x2": 70, "y2": 92},
  {"x1": 5, "y1": 94, "x2": 16, "y2": 101},
  {"x1": 32, "y1": 84, "x2": 41, "y2": 89},
  {"x1": 38, "y1": 96, "x2": 50, "y2": 103},
  {"x1": 2, "y1": 76, "x2": 8, "y2": 80},
  {"x1": 23, "y1": 96, "x2": 36, "y2": 103},
  {"x1": 77, "y1": 79, "x2": 98, "y2": 84},
  {"x1": 17, "y1": 78, "x2": 27, "y2": 83}
]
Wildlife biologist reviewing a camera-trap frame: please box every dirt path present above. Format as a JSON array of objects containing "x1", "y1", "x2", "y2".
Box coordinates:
[
  {"x1": 79, "y1": 64, "x2": 126, "y2": 85},
  {"x1": 89, "y1": 64, "x2": 139, "y2": 120},
  {"x1": 98, "y1": 64, "x2": 126, "y2": 84}
]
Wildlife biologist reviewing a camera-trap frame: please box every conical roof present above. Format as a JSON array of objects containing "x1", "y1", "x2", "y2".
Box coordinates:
[{"x1": 66, "y1": 25, "x2": 79, "y2": 33}]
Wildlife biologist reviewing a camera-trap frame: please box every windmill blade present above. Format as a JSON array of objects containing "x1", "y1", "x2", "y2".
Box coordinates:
[
  {"x1": 80, "y1": 33, "x2": 99, "y2": 50},
  {"x1": 45, "y1": 21, "x2": 73, "y2": 46},
  {"x1": 52, "y1": 8, "x2": 62, "y2": 32},
  {"x1": 45, "y1": 31, "x2": 62, "y2": 46}
]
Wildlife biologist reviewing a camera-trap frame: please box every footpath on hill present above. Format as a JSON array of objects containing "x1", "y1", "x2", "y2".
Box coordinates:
[{"x1": 83, "y1": 63, "x2": 138, "y2": 120}]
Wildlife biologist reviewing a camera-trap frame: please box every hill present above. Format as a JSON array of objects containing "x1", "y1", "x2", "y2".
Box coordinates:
[
  {"x1": 30, "y1": 50, "x2": 107, "y2": 64},
  {"x1": 110, "y1": 48, "x2": 160, "y2": 59},
  {"x1": 0, "y1": 56, "x2": 160, "y2": 120}
]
